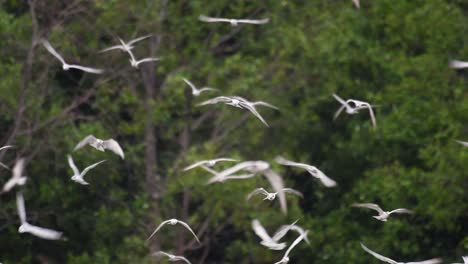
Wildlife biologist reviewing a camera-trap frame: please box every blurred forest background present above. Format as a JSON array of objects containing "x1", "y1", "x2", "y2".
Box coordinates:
[{"x1": 0, "y1": 0, "x2": 467, "y2": 263}]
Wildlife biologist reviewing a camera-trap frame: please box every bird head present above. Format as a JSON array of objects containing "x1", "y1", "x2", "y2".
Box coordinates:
[
  {"x1": 71, "y1": 176, "x2": 89, "y2": 185},
  {"x1": 168, "y1": 219, "x2": 178, "y2": 225},
  {"x1": 18, "y1": 224, "x2": 27, "y2": 233}
]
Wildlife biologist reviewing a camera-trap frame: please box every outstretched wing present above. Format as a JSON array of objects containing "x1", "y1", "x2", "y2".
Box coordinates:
[
  {"x1": 366, "y1": 104, "x2": 377, "y2": 129},
  {"x1": 455, "y1": 140, "x2": 468, "y2": 147},
  {"x1": 252, "y1": 101, "x2": 279, "y2": 110},
  {"x1": 152, "y1": 251, "x2": 171, "y2": 258},
  {"x1": 246, "y1": 188, "x2": 269, "y2": 200},
  {"x1": 389, "y1": 208, "x2": 413, "y2": 215},
  {"x1": 99, "y1": 45, "x2": 126, "y2": 53},
  {"x1": 24, "y1": 224, "x2": 63, "y2": 240},
  {"x1": 252, "y1": 219, "x2": 274, "y2": 242},
  {"x1": 352, "y1": 0, "x2": 360, "y2": 8},
  {"x1": 352, "y1": 203, "x2": 384, "y2": 214},
  {"x1": 282, "y1": 188, "x2": 303, "y2": 198},
  {"x1": 67, "y1": 64, "x2": 104, "y2": 74},
  {"x1": 406, "y1": 258, "x2": 443, "y2": 264},
  {"x1": 313, "y1": 169, "x2": 337, "y2": 187},
  {"x1": 103, "y1": 139, "x2": 125, "y2": 159},
  {"x1": 74, "y1": 135, "x2": 98, "y2": 151},
  {"x1": 0, "y1": 145, "x2": 14, "y2": 151},
  {"x1": 67, "y1": 155, "x2": 80, "y2": 176},
  {"x1": 198, "y1": 15, "x2": 230, "y2": 23},
  {"x1": 173, "y1": 256, "x2": 193, "y2": 264},
  {"x1": 177, "y1": 220, "x2": 201, "y2": 244},
  {"x1": 127, "y1": 34, "x2": 153, "y2": 46},
  {"x1": 41, "y1": 40, "x2": 66, "y2": 65},
  {"x1": 240, "y1": 102, "x2": 269, "y2": 127},
  {"x1": 272, "y1": 219, "x2": 300, "y2": 241},
  {"x1": 147, "y1": 220, "x2": 169, "y2": 241},
  {"x1": 81, "y1": 160, "x2": 106, "y2": 177},
  {"x1": 449, "y1": 60, "x2": 468, "y2": 69},
  {"x1": 262, "y1": 169, "x2": 286, "y2": 214},
  {"x1": 183, "y1": 78, "x2": 198, "y2": 94},
  {"x1": 12, "y1": 158, "x2": 25, "y2": 180},
  {"x1": 198, "y1": 87, "x2": 218, "y2": 94},
  {"x1": 183, "y1": 160, "x2": 208, "y2": 171},
  {"x1": 135, "y1": 57, "x2": 161, "y2": 66},
  {"x1": 237, "y1": 18, "x2": 270, "y2": 24},
  {"x1": 197, "y1": 96, "x2": 232, "y2": 106},
  {"x1": 16, "y1": 191, "x2": 27, "y2": 224},
  {"x1": 360, "y1": 243, "x2": 398, "y2": 264}
]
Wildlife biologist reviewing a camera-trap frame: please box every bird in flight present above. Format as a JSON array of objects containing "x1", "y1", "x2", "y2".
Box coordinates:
[
  {"x1": 332, "y1": 93, "x2": 377, "y2": 129},
  {"x1": 16, "y1": 191, "x2": 64, "y2": 240},
  {"x1": 183, "y1": 78, "x2": 218, "y2": 96},
  {"x1": 449, "y1": 59, "x2": 468, "y2": 69},
  {"x1": 198, "y1": 15, "x2": 269, "y2": 26},
  {"x1": 183, "y1": 158, "x2": 238, "y2": 171},
  {"x1": 274, "y1": 231, "x2": 309, "y2": 264},
  {"x1": 455, "y1": 140, "x2": 468, "y2": 147},
  {"x1": 0, "y1": 145, "x2": 14, "y2": 170},
  {"x1": 360, "y1": 243, "x2": 442, "y2": 264},
  {"x1": 352, "y1": 203, "x2": 413, "y2": 221},
  {"x1": 74, "y1": 135, "x2": 125, "y2": 159},
  {"x1": 125, "y1": 48, "x2": 161, "y2": 69},
  {"x1": 2, "y1": 158, "x2": 27, "y2": 193},
  {"x1": 450, "y1": 256, "x2": 468, "y2": 264},
  {"x1": 147, "y1": 218, "x2": 200, "y2": 244},
  {"x1": 152, "y1": 251, "x2": 192, "y2": 264},
  {"x1": 275, "y1": 156, "x2": 336, "y2": 187},
  {"x1": 99, "y1": 34, "x2": 152, "y2": 53},
  {"x1": 202, "y1": 165, "x2": 257, "y2": 183},
  {"x1": 41, "y1": 40, "x2": 104, "y2": 74},
  {"x1": 252, "y1": 219, "x2": 309, "y2": 251},
  {"x1": 67, "y1": 155, "x2": 106, "y2": 185},
  {"x1": 246, "y1": 187, "x2": 303, "y2": 201}
]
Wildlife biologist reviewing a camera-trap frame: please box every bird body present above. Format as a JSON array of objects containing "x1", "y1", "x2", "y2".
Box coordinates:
[
  {"x1": 247, "y1": 187, "x2": 303, "y2": 201},
  {"x1": 352, "y1": 203, "x2": 413, "y2": 221},
  {"x1": 74, "y1": 135, "x2": 125, "y2": 159},
  {"x1": 183, "y1": 78, "x2": 218, "y2": 96}
]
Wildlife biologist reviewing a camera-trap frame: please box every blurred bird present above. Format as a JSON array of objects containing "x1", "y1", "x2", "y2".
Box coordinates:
[
  {"x1": 41, "y1": 40, "x2": 103, "y2": 74},
  {"x1": 2, "y1": 158, "x2": 27, "y2": 193},
  {"x1": 0, "y1": 145, "x2": 14, "y2": 170},
  {"x1": 455, "y1": 140, "x2": 468, "y2": 147},
  {"x1": 252, "y1": 219, "x2": 287, "y2": 250},
  {"x1": 360, "y1": 243, "x2": 442, "y2": 264},
  {"x1": 450, "y1": 256, "x2": 468, "y2": 264},
  {"x1": 352, "y1": 203, "x2": 413, "y2": 221},
  {"x1": 246, "y1": 187, "x2": 303, "y2": 201},
  {"x1": 147, "y1": 218, "x2": 200, "y2": 243},
  {"x1": 274, "y1": 231, "x2": 309, "y2": 264},
  {"x1": 126, "y1": 48, "x2": 161, "y2": 69},
  {"x1": 449, "y1": 59, "x2": 468, "y2": 69},
  {"x1": 67, "y1": 155, "x2": 106, "y2": 185},
  {"x1": 275, "y1": 156, "x2": 336, "y2": 187},
  {"x1": 332, "y1": 93, "x2": 377, "y2": 129},
  {"x1": 99, "y1": 34, "x2": 152, "y2": 53},
  {"x1": 273, "y1": 220, "x2": 310, "y2": 245},
  {"x1": 74, "y1": 135, "x2": 125, "y2": 159},
  {"x1": 203, "y1": 165, "x2": 256, "y2": 183},
  {"x1": 152, "y1": 251, "x2": 192, "y2": 264},
  {"x1": 183, "y1": 78, "x2": 218, "y2": 96},
  {"x1": 352, "y1": 0, "x2": 360, "y2": 8},
  {"x1": 183, "y1": 158, "x2": 238, "y2": 171},
  {"x1": 198, "y1": 15, "x2": 269, "y2": 26},
  {"x1": 16, "y1": 191, "x2": 64, "y2": 240}
]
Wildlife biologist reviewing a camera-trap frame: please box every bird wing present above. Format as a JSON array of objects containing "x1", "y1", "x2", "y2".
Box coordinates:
[
  {"x1": 0, "y1": 145, "x2": 14, "y2": 151},
  {"x1": 449, "y1": 60, "x2": 468, "y2": 69},
  {"x1": 183, "y1": 78, "x2": 198, "y2": 94},
  {"x1": 41, "y1": 40, "x2": 66, "y2": 65},
  {"x1": 271, "y1": 219, "x2": 300, "y2": 241},
  {"x1": 207, "y1": 161, "x2": 258, "y2": 182},
  {"x1": 252, "y1": 101, "x2": 279, "y2": 110},
  {"x1": 81, "y1": 160, "x2": 106, "y2": 177},
  {"x1": 177, "y1": 220, "x2": 201, "y2": 244},
  {"x1": 103, "y1": 139, "x2": 125, "y2": 159},
  {"x1": 127, "y1": 34, "x2": 153, "y2": 46},
  {"x1": 365, "y1": 104, "x2": 377, "y2": 128},
  {"x1": 173, "y1": 256, "x2": 192, "y2": 264},
  {"x1": 198, "y1": 87, "x2": 218, "y2": 94},
  {"x1": 12, "y1": 158, "x2": 25, "y2": 180},
  {"x1": 212, "y1": 158, "x2": 239, "y2": 163},
  {"x1": 183, "y1": 160, "x2": 208, "y2": 171},
  {"x1": 147, "y1": 220, "x2": 169, "y2": 241},
  {"x1": 389, "y1": 208, "x2": 413, "y2": 215},
  {"x1": 237, "y1": 18, "x2": 270, "y2": 24},
  {"x1": 240, "y1": 102, "x2": 269, "y2": 127},
  {"x1": 99, "y1": 45, "x2": 126, "y2": 53},
  {"x1": 0, "y1": 162, "x2": 9, "y2": 170},
  {"x1": 463, "y1": 256, "x2": 468, "y2": 263},
  {"x1": 197, "y1": 96, "x2": 232, "y2": 106},
  {"x1": 135, "y1": 57, "x2": 162, "y2": 66},
  {"x1": 282, "y1": 188, "x2": 304, "y2": 198},
  {"x1": 16, "y1": 191, "x2": 27, "y2": 224},
  {"x1": 455, "y1": 140, "x2": 468, "y2": 147},
  {"x1": 360, "y1": 243, "x2": 398, "y2": 264},
  {"x1": 406, "y1": 259, "x2": 443, "y2": 264},
  {"x1": 74, "y1": 135, "x2": 98, "y2": 151},
  {"x1": 352, "y1": 203, "x2": 384, "y2": 214},
  {"x1": 152, "y1": 251, "x2": 171, "y2": 258},
  {"x1": 262, "y1": 169, "x2": 287, "y2": 214},
  {"x1": 246, "y1": 188, "x2": 269, "y2": 200},
  {"x1": 67, "y1": 64, "x2": 104, "y2": 74},
  {"x1": 252, "y1": 219, "x2": 274, "y2": 242},
  {"x1": 283, "y1": 231, "x2": 308, "y2": 258},
  {"x1": 313, "y1": 169, "x2": 337, "y2": 187},
  {"x1": 222, "y1": 173, "x2": 256, "y2": 181},
  {"x1": 201, "y1": 165, "x2": 219, "y2": 175},
  {"x1": 67, "y1": 155, "x2": 80, "y2": 176},
  {"x1": 198, "y1": 15, "x2": 230, "y2": 23},
  {"x1": 23, "y1": 223, "x2": 63, "y2": 240}
]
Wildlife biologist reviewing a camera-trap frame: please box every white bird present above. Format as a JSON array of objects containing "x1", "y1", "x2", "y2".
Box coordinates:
[
  {"x1": 74, "y1": 135, "x2": 125, "y2": 159},
  {"x1": 332, "y1": 93, "x2": 377, "y2": 129},
  {"x1": 450, "y1": 256, "x2": 468, "y2": 264},
  {"x1": 0, "y1": 145, "x2": 14, "y2": 170},
  {"x1": 360, "y1": 243, "x2": 442, "y2": 264},
  {"x1": 198, "y1": 96, "x2": 278, "y2": 127},
  {"x1": 246, "y1": 187, "x2": 303, "y2": 201},
  {"x1": 198, "y1": 15, "x2": 269, "y2": 26},
  {"x1": 41, "y1": 40, "x2": 103, "y2": 74},
  {"x1": 449, "y1": 60, "x2": 468, "y2": 69},
  {"x1": 275, "y1": 156, "x2": 336, "y2": 187},
  {"x1": 16, "y1": 191, "x2": 64, "y2": 240},
  {"x1": 183, "y1": 78, "x2": 218, "y2": 96},
  {"x1": 147, "y1": 218, "x2": 200, "y2": 243},
  {"x1": 352, "y1": 0, "x2": 360, "y2": 8},
  {"x1": 126, "y1": 48, "x2": 161, "y2": 69},
  {"x1": 99, "y1": 34, "x2": 152, "y2": 53},
  {"x1": 274, "y1": 231, "x2": 309, "y2": 264},
  {"x1": 2, "y1": 158, "x2": 27, "y2": 193},
  {"x1": 455, "y1": 140, "x2": 468, "y2": 147},
  {"x1": 183, "y1": 158, "x2": 238, "y2": 171},
  {"x1": 272, "y1": 220, "x2": 310, "y2": 245},
  {"x1": 352, "y1": 203, "x2": 413, "y2": 221},
  {"x1": 202, "y1": 165, "x2": 256, "y2": 183},
  {"x1": 252, "y1": 219, "x2": 287, "y2": 250},
  {"x1": 152, "y1": 251, "x2": 192, "y2": 264},
  {"x1": 67, "y1": 155, "x2": 106, "y2": 185}
]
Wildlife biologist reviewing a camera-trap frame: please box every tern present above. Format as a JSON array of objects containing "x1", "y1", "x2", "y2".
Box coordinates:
[
  {"x1": 41, "y1": 40, "x2": 103, "y2": 74},
  {"x1": 450, "y1": 256, "x2": 468, "y2": 264},
  {"x1": 332, "y1": 93, "x2": 377, "y2": 129},
  {"x1": 152, "y1": 251, "x2": 192, "y2": 264},
  {"x1": 246, "y1": 187, "x2": 303, "y2": 201},
  {"x1": 455, "y1": 140, "x2": 468, "y2": 147},
  {"x1": 0, "y1": 145, "x2": 14, "y2": 170},
  {"x1": 99, "y1": 34, "x2": 152, "y2": 53},
  {"x1": 275, "y1": 156, "x2": 336, "y2": 187},
  {"x1": 449, "y1": 60, "x2": 468, "y2": 69},
  {"x1": 67, "y1": 155, "x2": 106, "y2": 185},
  {"x1": 274, "y1": 231, "x2": 309, "y2": 264},
  {"x1": 198, "y1": 15, "x2": 269, "y2": 26},
  {"x1": 252, "y1": 219, "x2": 288, "y2": 250},
  {"x1": 147, "y1": 218, "x2": 200, "y2": 243},
  {"x1": 74, "y1": 135, "x2": 125, "y2": 159},
  {"x1": 360, "y1": 243, "x2": 442, "y2": 264},
  {"x1": 183, "y1": 78, "x2": 218, "y2": 96},
  {"x1": 126, "y1": 48, "x2": 161, "y2": 69},
  {"x1": 352, "y1": 203, "x2": 413, "y2": 221},
  {"x1": 16, "y1": 191, "x2": 64, "y2": 240},
  {"x1": 272, "y1": 220, "x2": 310, "y2": 245},
  {"x1": 2, "y1": 158, "x2": 27, "y2": 193},
  {"x1": 203, "y1": 165, "x2": 257, "y2": 183},
  {"x1": 183, "y1": 158, "x2": 238, "y2": 171},
  {"x1": 198, "y1": 96, "x2": 278, "y2": 127}
]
